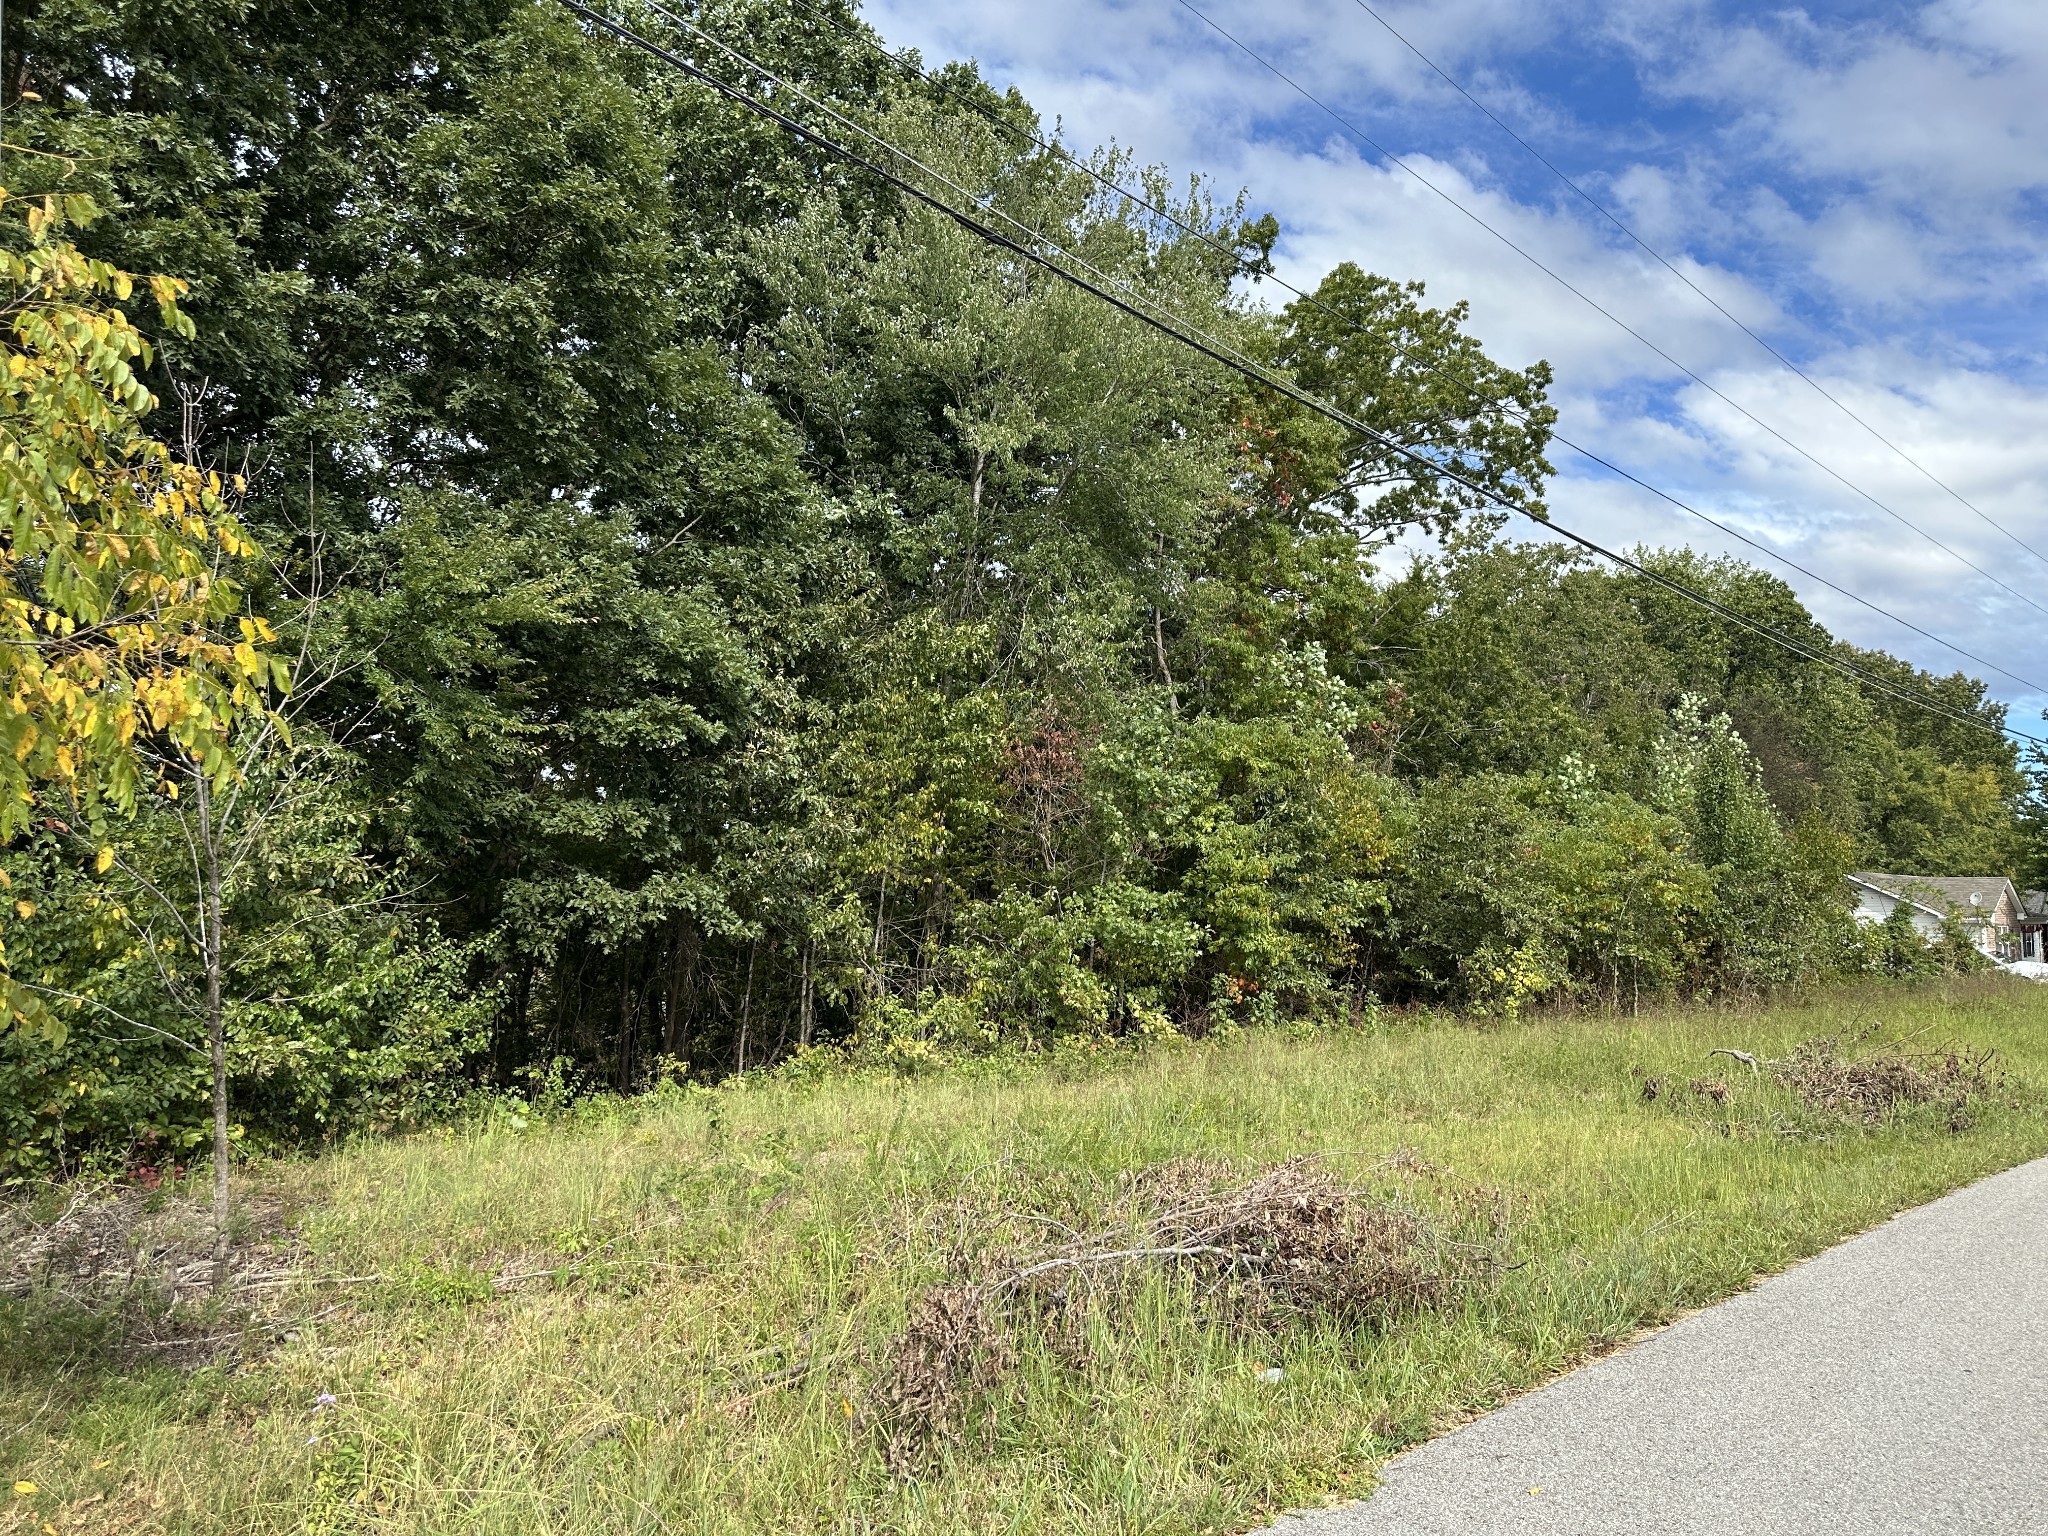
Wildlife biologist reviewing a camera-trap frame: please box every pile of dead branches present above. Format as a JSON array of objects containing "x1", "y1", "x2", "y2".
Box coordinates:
[
  {"x1": 1771, "y1": 1036, "x2": 2004, "y2": 1126},
  {"x1": 2, "y1": 1185, "x2": 300, "y2": 1302},
  {"x1": 868, "y1": 1156, "x2": 1503, "y2": 1472},
  {"x1": 1, "y1": 1185, "x2": 306, "y2": 1364},
  {"x1": 1000, "y1": 1158, "x2": 1484, "y2": 1327},
  {"x1": 868, "y1": 1284, "x2": 1020, "y2": 1470}
]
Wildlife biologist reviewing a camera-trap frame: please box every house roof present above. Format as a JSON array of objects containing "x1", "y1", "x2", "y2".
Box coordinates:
[{"x1": 1850, "y1": 872, "x2": 2020, "y2": 921}]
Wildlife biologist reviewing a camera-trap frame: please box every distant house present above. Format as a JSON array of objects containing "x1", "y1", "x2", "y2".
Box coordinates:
[
  {"x1": 1847, "y1": 872, "x2": 2030, "y2": 960},
  {"x1": 2022, "y1": 891, "x2": 2048, "y2": 963}
]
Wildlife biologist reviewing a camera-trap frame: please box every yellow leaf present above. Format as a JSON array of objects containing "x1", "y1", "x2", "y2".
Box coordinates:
[
  {"x1": 12, "y1": 1481, "x2": 35, "y2": 1495},
  {"x1": 96, "y1": 846, "x2": 113, "y2": 873},
  {"x1": 14, "y1": 902, "x2": 33, "y2": 920}
]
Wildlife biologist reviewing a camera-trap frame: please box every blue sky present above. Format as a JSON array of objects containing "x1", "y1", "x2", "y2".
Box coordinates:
[{"x1": 858, "y1": 0, "x2": 2048, "y2": 727}]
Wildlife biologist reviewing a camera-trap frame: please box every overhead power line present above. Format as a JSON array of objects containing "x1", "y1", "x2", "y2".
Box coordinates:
[
  {"x1": 1343, "y1": 0, "x2": 2048, "y2": 577},
  {"x1": 1170, "y1": 0, "x2": 2048, "y2": 626},
  {"x1": 551, "y1": 0, "x2": 2040, "y2": 750},
  {"x1": 765, "y1": 0, "x2": 2048, "y2": 697},
  {"x1": 572, "y1": 0, "x2": 2037, "y2": 745}
]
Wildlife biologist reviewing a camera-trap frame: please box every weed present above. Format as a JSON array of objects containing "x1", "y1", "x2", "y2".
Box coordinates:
[{"x1": 388, "y1": 1259, "x2": 497, "y2": 1309}]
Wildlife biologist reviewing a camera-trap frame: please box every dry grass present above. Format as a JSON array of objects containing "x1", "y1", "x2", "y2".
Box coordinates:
[{"x1": 3, "y1": 975, "x2": 2046, "y2": 1535}]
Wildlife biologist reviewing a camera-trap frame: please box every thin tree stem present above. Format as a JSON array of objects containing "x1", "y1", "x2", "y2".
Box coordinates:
[
  {"x1": 799, "y1": 938, "x2": 815, "y2": 1049},
  {"x1": 197, "y1": 766, "x2": 230, "y2": 1290},
  {"x1": 736, "y1": 938, "x2": 759, "y2": 1074}
]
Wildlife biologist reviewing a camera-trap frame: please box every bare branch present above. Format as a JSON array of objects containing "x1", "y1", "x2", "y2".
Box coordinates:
[
  {"x1": 16, "y1": 982, "x2": 204, "y2": 1055},
  {"x1": 994, "y1": 1245, "x2": 1244, "y2": 1289},
  {"x1": 86, "y1": 842, "x2": 203, "y2": 952}
]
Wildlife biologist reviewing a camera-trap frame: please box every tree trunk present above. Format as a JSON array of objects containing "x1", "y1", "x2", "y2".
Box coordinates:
[
  {"x1": 196, "y1": 768, "x2": 230, "y2": 1291},
  {"x1": 1152, "y1": 532, "x2": 1179, "y2": 713},
  {"x1": 616, "y1": 971, "x2": 637, "y2": 1093},
  {"x1": 663, "y1": 920, "x2": 699, "y2": 1065},
  {"x1": 798, "y1": 939, "x2": 815, "y2": 1049},
  {"x1": 920, "y1": 876, "x2": 945, "y2": 993},
  {"x1": 1153, "y1": 606, "x2": 1178, "y2": 713},
  {"x1": 501, "y1": 961, "x2": 532, "y2": 1087},
  {"x1": 735, "y1": 938, "x2": 759, "y2": 1075}
]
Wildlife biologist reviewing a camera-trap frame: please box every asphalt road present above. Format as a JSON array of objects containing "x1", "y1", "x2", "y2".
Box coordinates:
[{"x1": 1268, "y1": 1155, "x2": 2048, "y2": 1535}]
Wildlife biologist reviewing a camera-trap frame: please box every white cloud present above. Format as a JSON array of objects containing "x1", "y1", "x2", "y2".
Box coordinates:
[
  {"x1": 853, "y1": 0, "x2": 2048, "y2": 706},
  {"x1": 1616, "y1": 0, "x2": 2048, "y2": 310},
  {"x1": 1670, "y1": 0, "x2": 2048, "y2": 199}
]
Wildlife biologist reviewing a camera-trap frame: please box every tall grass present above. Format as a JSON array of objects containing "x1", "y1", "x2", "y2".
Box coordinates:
[{"x1": 5, "y1": 977, "x2": 2046, "y2": 1534}]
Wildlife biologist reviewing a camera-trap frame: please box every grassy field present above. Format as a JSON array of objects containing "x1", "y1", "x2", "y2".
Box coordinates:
[{"x1": 5, "y1": 976, "x2": 2047, "y2": 1534}]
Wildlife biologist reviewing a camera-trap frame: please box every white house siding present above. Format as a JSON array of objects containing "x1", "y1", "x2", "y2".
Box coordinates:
[
  {"x1": 1848, "y1": 873, "x2": 2024, "y2": 959},
  {"x1": 1848, "y1": 882, "x2": 1946, "y2": 941}
]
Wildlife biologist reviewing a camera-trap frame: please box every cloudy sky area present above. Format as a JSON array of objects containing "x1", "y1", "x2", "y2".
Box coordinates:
[{"x1": 858, "y1": 0, "x2": 2048, "y2": 729}]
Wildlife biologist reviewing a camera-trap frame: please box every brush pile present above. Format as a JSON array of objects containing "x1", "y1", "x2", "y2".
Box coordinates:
[
  {"x1": 2, "y1": 1185, "x2": 299, "y2": 1303},
  {"x1": 1, "y1": 1185, "x2": 304, "y2": 1364},
  {"x1": 869, "y1": 1155, "x2": 1503, "y2": 1471},
  {"x1": 1771, "y1": 1036, "x2": 2003, "y2": 1126},
  {"x1": 1005, "y1": 1158, "x2": 1478, "y2": 1327}
]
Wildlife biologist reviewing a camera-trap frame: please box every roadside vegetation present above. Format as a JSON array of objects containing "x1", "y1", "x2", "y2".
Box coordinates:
[
  {"x1": 2, "y1": 0, "x2": 2040, "y2": 1190},
  {"x1": 6, "y1": 976, "x2": 2044, "y2": 1534},
  {"x1": 0, "y1": 10, "x2": 2043, "y2": 1530}
]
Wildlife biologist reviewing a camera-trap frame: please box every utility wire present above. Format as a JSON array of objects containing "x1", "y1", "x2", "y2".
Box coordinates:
[
  {"x1": 552, "y1": 0, "x2": 2039, "y2": 749},
  {"x1": 1343, "y1": 0, "x2": 2048, "y2": 576},
  {"x1": 1170, "y1": 0, "x2": 2048, "y2": 625},
  {"x1": 767, "y1": 0, "x2": 2048, "y2": 697},
  {"x1": 576, "y1": 0, "x2": 2035, "y2": 745}
]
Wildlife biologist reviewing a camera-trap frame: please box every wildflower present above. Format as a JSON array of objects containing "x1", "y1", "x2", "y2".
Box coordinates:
[{"x1": 313, "y1": 1393, "x2": 337, "y2": 1412}]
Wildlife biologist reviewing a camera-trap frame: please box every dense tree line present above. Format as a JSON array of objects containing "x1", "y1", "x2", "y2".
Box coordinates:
[{"x1": 0, "y1": 0, "x2": 2032, "y2": 1170}]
